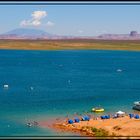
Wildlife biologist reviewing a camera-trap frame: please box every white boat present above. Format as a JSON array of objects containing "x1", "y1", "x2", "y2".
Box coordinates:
[
  {"x1": 117, "y1": 69, "x2": 122, "y2": 72},
  {"x1": 134, "y1": 101, "x2": 140, "y2": 105},
  {"x1": 30, "y1": 86, "x2": 34, "y2": 90},
  {"x1": 3, "y1": 84, "x2": 9, "y2": 88},
  {"x1": 133, "y1": 101, "x2": 140, "y2": 111}
]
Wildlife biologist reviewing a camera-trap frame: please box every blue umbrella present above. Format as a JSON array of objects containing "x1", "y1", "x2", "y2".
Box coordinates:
[
  {"x1": 68, "y1": 119, "x2": 74, "y2": 124},
  {"x1": 129, "y1": 114, "x2": 134, "y2": 118},
  {"x1": 74, "y1": 117, "x2": 80, "y2": 123},
  {"x1": 134, "y1": 114, "x2": 139, "y2": 119}
]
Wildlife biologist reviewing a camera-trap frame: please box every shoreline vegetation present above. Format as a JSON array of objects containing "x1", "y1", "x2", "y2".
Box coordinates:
[{"x1": 1, "y1": 39, "x2": 140, "y2": 51}]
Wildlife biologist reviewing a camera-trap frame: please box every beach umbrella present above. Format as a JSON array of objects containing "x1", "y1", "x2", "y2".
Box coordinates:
[
  {"x1": 129, "y1": 114, "x2": 134, "y2": 118},
  {"x1": 81, "y1": 116, "x2": 90, "y2": 121},
  {"x1": 134, "y1": 114, "x2": 139, "y2": 119},
  {"x1": 74, "y1": 117, "x2": 80, "y2": 123},
  {"x1": 101, "y1": 115, "x2": 106, "y2": 119},
  {"x1": 86, "y1": 116, "x2": 90, "y2": 121},
  {"x1": 105, "y1": 115, "x2": 110, "y2": 119},
  {"x1": 68, "y1": 119, "x2": 74, "y2": 124}
]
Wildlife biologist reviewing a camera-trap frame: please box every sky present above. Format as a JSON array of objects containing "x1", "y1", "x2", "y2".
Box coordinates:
[{"x1": 0, "y1": 3, "x2": 140, "y2": 36}]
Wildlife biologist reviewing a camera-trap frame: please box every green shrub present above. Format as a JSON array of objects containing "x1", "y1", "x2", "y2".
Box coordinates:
[
  {"x1": 91, "y1": 127, "x2": 98, "y2": 132},
  {"x1": 91, "y1": 127, "x2": 109, "y2": 137}
]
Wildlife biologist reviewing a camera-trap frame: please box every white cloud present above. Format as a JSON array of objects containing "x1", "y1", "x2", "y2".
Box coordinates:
[
  {"x1": 46, "y1": 21, "x2": 55, "y2": 27},
  {"x1": 31, "y1": 11, "x2": 47, "y2": 20},
  {"x1": 20, "y1": 19, "x2": 41, "y2": 27},
  {"x1": 20, "y1": 10, "x2": 47, "y2": 27},
  {"x1": 32, "y1": 20, "x2": 41, "y2": 26}
]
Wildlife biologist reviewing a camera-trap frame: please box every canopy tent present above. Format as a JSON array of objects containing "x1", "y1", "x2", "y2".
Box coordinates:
[
  {"x1": 116, "y1": 111, "x2": 125, "y2": 117},
  {"x1": 116, "y1": 111, "x2": 125, "y2": 115}
]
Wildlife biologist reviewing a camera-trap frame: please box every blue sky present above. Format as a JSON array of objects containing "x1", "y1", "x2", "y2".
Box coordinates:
[{"x1": 0, "y1": 4, "x2": 140, "y2": 36}]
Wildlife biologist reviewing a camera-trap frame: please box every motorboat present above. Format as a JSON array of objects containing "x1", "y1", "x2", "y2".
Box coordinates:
[
  {"x1": 3, "y1": 84, "x2": 9, "y2": 88},
  {"x1": 3, "y1": 85, "x2": 9, "y2": 89},
  {"x1": 132, "y1": 101, "x2": 140, "y2": 111},
  {"x1": 117, "y1": 69, "x2": 122, "y2": 72},
  {"x1": 30, "y1": 86, "x2": 34, "y2": 90}
]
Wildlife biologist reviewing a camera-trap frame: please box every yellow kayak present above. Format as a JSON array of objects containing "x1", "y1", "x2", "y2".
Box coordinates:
[{"x1": 92, "y1": 107, "x2": 104, "y2": 112}]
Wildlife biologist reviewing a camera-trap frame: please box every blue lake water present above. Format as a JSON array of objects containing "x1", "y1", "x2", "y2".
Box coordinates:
[{"x1": 0, "y1": 49, "x2": 140, "y2": 136}]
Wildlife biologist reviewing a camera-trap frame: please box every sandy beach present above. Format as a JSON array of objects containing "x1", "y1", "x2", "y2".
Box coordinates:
[{"x1": 38, "y1": 114, "x2": 140, "y2": 138}]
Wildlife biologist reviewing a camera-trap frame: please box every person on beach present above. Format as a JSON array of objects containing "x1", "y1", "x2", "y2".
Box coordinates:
[
  {"x1": 33, "y1": 121, "x2": 39, "y2": 126},
  {"x1": 26, "y1": 122, "x2": 32, "y2": 127}
]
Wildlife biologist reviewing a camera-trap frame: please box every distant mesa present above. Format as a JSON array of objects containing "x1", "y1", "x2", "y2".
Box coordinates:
[
  {"x1": 0, "y1": 28, "x2": 140, "y2": 40},
  {"x1": 1, "y1": 28, "x2": 57, "y2": 39},
  {"x1": 0, "y1": 28, "x2": 78, "y2": 40},
  {"x1": 98, "y1": 31, "x2": 140, "y2": 40},
  {"x1": 130, "y1": 31, "x2": 138, "y2": 37}
]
